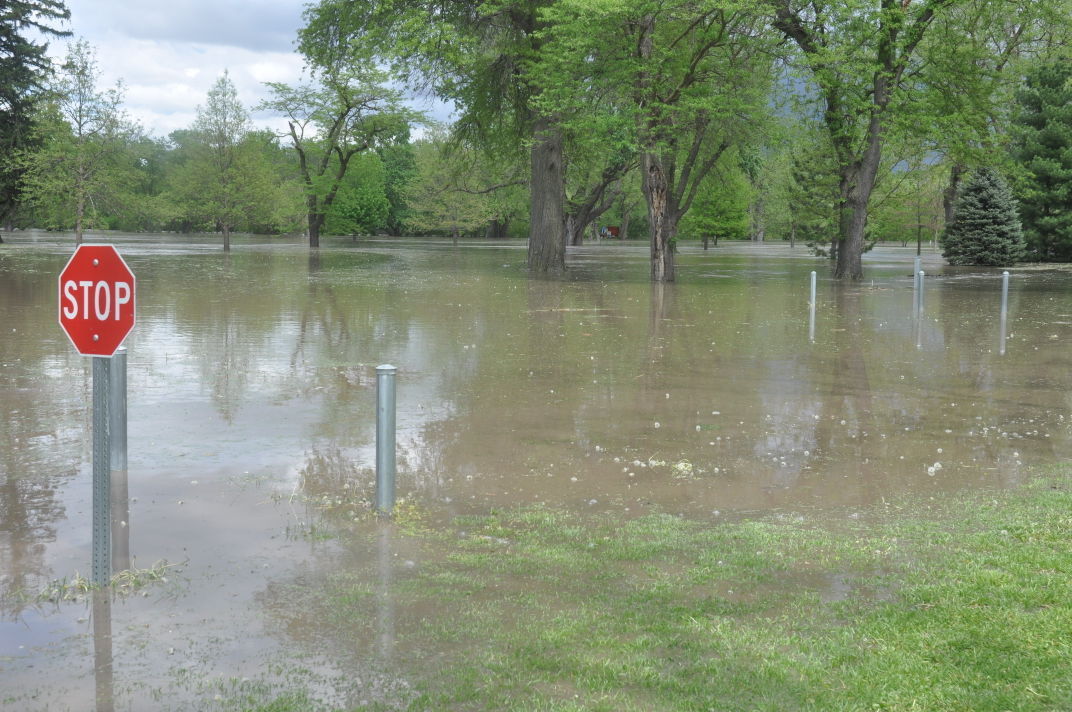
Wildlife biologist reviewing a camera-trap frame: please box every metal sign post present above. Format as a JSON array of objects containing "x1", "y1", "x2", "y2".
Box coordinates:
[
  {"x1": 59, "y1": 245, "x2": 136, "y2": 587},
  {"x1": 91, "y1": 357, "x2": 112, "y2": 586}
]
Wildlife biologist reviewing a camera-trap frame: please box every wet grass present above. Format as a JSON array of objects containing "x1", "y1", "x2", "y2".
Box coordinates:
[
  {"x1": 12, "y1": 559, "x2": 181, "y2": 607},
  {"x1": 227, "y1": 473, "x2": 1072, "y2": 711}
]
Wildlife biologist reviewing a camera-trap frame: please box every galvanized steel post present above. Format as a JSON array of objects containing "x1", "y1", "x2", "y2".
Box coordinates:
[
  {"x1": 376, "y1": 365, "x2": 397, "y2": 514},
  {"x1": 809, "y1": 271, "x2": 816, "y2": 343},
  {"x1": 1000, "y1": 271, "x2": 1010, "y2": 355},
  {"x1": 91, "y1": 357, "x2": 112, "y2": 586}
]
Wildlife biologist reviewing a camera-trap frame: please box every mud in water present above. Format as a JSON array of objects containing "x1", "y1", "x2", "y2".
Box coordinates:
[{"x1": 2, "y1": 232, "x2": 1071, "y2": 708}]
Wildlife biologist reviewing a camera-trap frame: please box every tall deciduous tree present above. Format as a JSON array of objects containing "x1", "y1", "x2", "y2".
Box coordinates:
[
  {"x1": 1014, "y1": 59, "x2": 1072, "y2": 261},
  {"x1": 260, "y1": 64, "x2": 413, "y2": 248},
  {"x1": 540, "y1": 0, "x2": 774, "y2": 281},
  {"x1": 300, "y1": 0, "x2": 569, "y2": 275},
  {"x1": 172, "y1": 72, "x2": 273, "y2": 250},
  {"x1": 0, "y1": 0, "x2": 70, "y2": 236},
  {"x1": 770, "y1": 0, "x2": 957, "y2": 279},
  {"x1": 770, "y1": 0, "x2": 1069, "y2": 279},
  {"x1": 18, "y1": 40, "x2": 140, "y2": 243}
]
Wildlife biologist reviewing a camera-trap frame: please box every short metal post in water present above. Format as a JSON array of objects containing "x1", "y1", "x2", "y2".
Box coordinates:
[
  {"x1": 376, "y1": 365, "x2": 397, "y2": 514},
  {"x1": 915, "y1": 271, "x2": 925, "y2": 349},
  {"x1": 918, "y1": 270, "x2": 925, "y2": 314},
  {"x1": 91, "y1": 357, "x2": 112, "y2": 587},
  {"x1": 1000, "y1": 271, "x2": 1010, "y2": 355},
  {"x1": 808, "y1": 271, "x2": 817, "y2": 342}
]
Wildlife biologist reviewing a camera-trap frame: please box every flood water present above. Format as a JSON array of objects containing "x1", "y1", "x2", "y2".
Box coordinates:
[{"x1": 2, "y1": 232, "x2": 1071, "y2": 708}]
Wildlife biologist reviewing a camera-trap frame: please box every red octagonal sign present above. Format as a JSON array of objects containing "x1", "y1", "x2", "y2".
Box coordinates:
[{"x1": 58, "y1": 244, "x2": 136, "y2": 356}]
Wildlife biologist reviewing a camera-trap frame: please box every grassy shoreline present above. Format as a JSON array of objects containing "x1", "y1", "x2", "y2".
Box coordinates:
[{"x1": 262, "y1": 473, "x2": 1072, "y2": 710}]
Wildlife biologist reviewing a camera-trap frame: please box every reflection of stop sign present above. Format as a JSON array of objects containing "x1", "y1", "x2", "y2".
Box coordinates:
[{"x1": 58, "y1": 244, "x2": 136, "y2": 356}]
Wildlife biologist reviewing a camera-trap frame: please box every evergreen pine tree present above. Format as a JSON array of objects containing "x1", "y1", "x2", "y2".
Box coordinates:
[
  {"x1": 1014, "y1": 60, "x2": 1072, "y2": 261},
  {"x1": 942, "y1": 168, "x2": 1026, "y2": 267}
]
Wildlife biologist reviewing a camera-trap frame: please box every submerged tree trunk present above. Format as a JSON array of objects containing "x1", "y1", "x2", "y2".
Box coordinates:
[
  {"x1": 565, "y1": 213, "x2": 582, "y2": 247},
  {"x1": 307, "y1": 206, "x2": 325, "y2": 249},
  {"x1": 486, "y1": 218, "x2": 509, "y2": 239},
  {"x1": 751, "y1": 197, "x2": 765, "y2": 241},
  {"x1": 527, "y1": 118, "x2": 566, "y2": 276},
  {"x1": 223, "y1": 226, "x2": 231, "y2": 252},
  {"x1": 643, "y1": 153, "x2": 678, "y2": 283},
  {"x1": 833, "y1": 112, "x2": 882, "y2": 280}
]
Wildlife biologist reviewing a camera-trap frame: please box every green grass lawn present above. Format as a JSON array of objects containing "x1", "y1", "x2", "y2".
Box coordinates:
[{"x1": 257, "y1": 473, "x2": 1072, "y2": 711}]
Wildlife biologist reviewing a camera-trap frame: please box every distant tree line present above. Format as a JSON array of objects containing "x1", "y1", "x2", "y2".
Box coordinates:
[{"x1": 2, "y1": 0, "x2": 1071, "y2": 276}]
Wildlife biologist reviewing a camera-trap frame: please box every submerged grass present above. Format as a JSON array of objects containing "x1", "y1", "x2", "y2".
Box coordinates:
[
  {"x1": 13, "y1": 559, "x2": 181, "y2": 607},
  {"x1": 255, "y1": 473, "x2": 1072, "y2": 711}
]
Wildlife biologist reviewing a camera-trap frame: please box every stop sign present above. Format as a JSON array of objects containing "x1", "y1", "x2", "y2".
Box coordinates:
[{"x1": 58, "y1": 244, "x2": 136, "y2": 356}]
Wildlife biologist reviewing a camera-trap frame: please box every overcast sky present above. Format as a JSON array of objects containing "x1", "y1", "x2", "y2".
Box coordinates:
[{"x1": 50, "y1": 0, "x2": 448, "y2": 139}]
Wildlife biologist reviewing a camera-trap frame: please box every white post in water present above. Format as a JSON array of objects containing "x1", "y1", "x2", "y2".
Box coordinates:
[
  {"x1": 1000, "y1": 271, "x2": 1010, "y2": 355},
  {"x1": 912, "y1": 270, "x2": 919, "y2": 318},
  {"x1": 915, "y1": 271, "x2": 925, "y2": 349},
  {"x1": 914, "y1": 256, "x2": 921, "y2": 282},
  {"x1": 809, "y1": 271, "x2": 817, "y2": 342},
  {"x1": 376, "y1": 365, "x2": 397, "y2": 514},
  {"x1": 91, "y1": 357, "x2": 112, "y2": 586}
]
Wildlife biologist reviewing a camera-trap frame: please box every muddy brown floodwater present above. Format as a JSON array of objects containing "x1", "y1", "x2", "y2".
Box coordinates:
[{"x1": 2, "y1": 232, "x2": 1071, "y2": 709}]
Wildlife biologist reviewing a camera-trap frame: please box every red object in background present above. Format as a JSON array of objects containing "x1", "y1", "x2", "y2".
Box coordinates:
[
  {"x1": 608, "y1": 226, "x2": 620, "y2": 237},
  {"x1": 57, "y1": 244, "x2": 136, "y2": 356}
]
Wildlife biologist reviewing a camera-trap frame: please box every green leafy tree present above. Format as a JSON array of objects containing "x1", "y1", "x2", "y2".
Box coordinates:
[
  {"x1": 941, "y1": 167, "x2": 1025, "y2": 266},
  {"x1": 378, "y1": 141, "x2": 416, "y2": 235},
  {"x1": 300, "y1": 0, "x2": 571, "y2": 274},
  {"x1": 18, "y1": 40, "x2": 141, "y2": 243},
  {"x1": 169, "y1": 72, "x2": 276, "y2": 249},
  {"x1": 539, "y1": 0, "x2": 775, "y2": 281},
  {"x1": 260, "y1": 64, "x2": 414, "y2": 248},
  {"x1": 768, "y1": 0, "x2": 1066, "y2": 279},
  {"x1": 680, "y1": 157, "x2": 752, "y2": 248},
  {"x1": 1014, "y1": 59, "x2": 1072, "y2": 261},
  {"x1": 0, "y1": 0, "x2": 70, "y2": 236},
  {"x1": 323, "y1": 151, "x2": 390, "y2": 235},
  {"x1": 407, "y1": 131, "x2": 494, "y2": 242}
]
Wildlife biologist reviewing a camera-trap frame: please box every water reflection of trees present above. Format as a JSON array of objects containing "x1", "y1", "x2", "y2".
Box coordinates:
[{"x1": 0, "y1": 254, "x2": 83, "y2": 615}]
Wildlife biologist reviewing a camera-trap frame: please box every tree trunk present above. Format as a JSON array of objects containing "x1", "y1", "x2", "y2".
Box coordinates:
[
  {"x1": 223, "y1": 226, "x2": 231, "y2": 252},
  {"x1": 643, "y1": 153, "x2": 677, "y2": 283},
  {"x1": 702, "y1": 235, "x2": 709, "y2": 250},
  {"x1": 565, "y1": 213, "x2": 583, "y2": 247},
  {"x1": 751, "y1": 197, "x2": 765, "y2": 241},
  {"x1": 942, "y1": 163, "x2": 965, "y2": 231},
  {"x1": 486, "y1": 218, "x2": 508, "y2": 239},
  {"x1": 75, "y1": 192, "x2": 85, "y2": 246},
  {"x1": 452, "y1": 226, "x2": 459, "y2": 246},
  {"x1": 307, "y1": 210, "x2": 324, "y2": 249},
  {"x1": 833, "y1": 115, "x2": 882, "y2": 280},
  {"x1": 527, "y1": 118, "x2": 566, "y2": 276},
  {"x1": 790, "y1": 223, "x2": 796, "y2": 249}
]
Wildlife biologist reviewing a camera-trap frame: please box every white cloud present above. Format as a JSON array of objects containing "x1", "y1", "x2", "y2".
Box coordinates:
[{"x1": 47, "y1": 0, "x2": 454, "y2": 139}]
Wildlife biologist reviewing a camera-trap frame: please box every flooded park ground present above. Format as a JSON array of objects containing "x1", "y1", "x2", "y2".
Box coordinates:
[{"x1": 2, "y1": 232, "x2": 1072, "y2": 709}]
